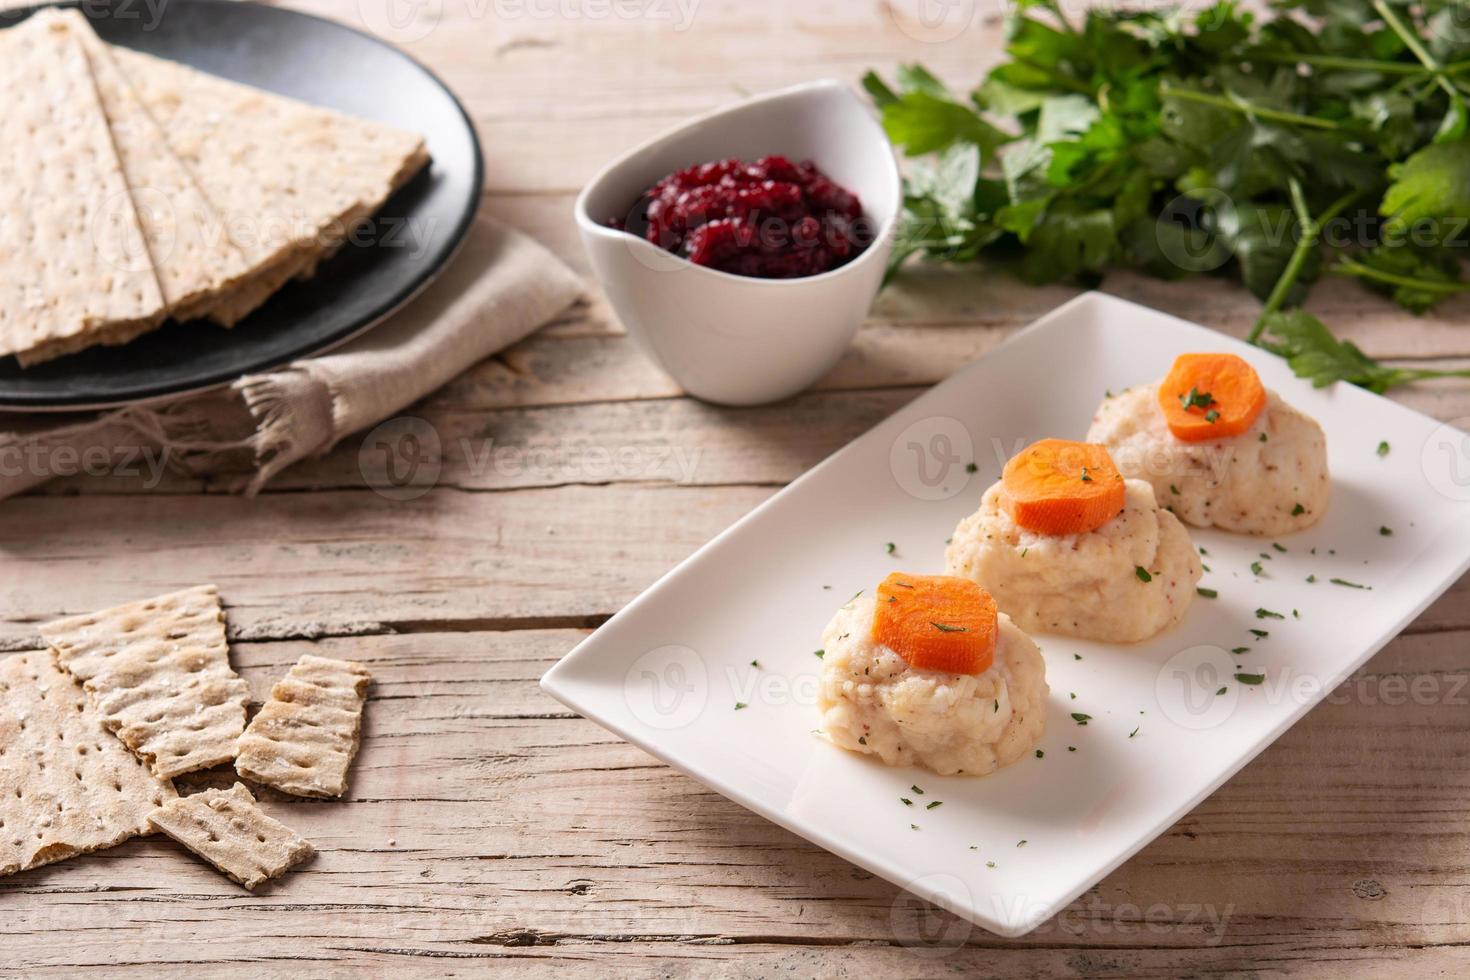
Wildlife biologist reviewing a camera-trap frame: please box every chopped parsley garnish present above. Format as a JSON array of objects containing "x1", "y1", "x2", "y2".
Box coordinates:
[
  {"x1": 1069, "y1": 692, "x2": 1076, "y2": 700},
  {"x1": 1073, "y1": 653, "x2": 1082, "y2": 661},
  {"x1": 1216, "y1": 686, "x2": 1228, "y2": 696},
  {"x1": 926, "y1": 801, "x2": 942, "y2": 810},
  {"x1": 993, "y1": 699, "x2": 999, "y2": 713},
  {"x1": 1080, "y1": 467, "x2": 1093, "y2": 483},
  {"x1": 1250, "y1": 561, "x2": 1264, "y2": 577},
  {"x1": 1234, "y1": 673, "x2": 1266, "y2": 685},
  {"x1": 814, "y1": 649, "x2": 824, "y2": 659},
  {"x1": 1071, "y1": 713, "x2": 1091, "y2": 725},
  {"x1": 1380, "y1": 526, "x2": 1393, "y2": 536},
  {"x1": 1067, "y1": 746, "x2": 1076, "y2": 752},
  {"x1": 931, "y1": 622, "x2": 967, "y2": 633},
  {"x1": 1035, "y1": 749, "x2": 1044, "y2": 759},
  {"x1": 885, "y1": 542, "x2": 896, "y2": 555},
  {"x1": 1377, "y1": 441, "x2": 1390, "y2": 457},
  {"x1": 1250, "y1": 629, "x2": 1270, "y2": 639},
  {"x1": 1259, "y1": 432, "x2": 1268, "y2": 443},
  {"x1": 986, "y1": 861, "x2": 996, "y2": 868},
  {"x1": 1255, "y1": 608, "x2": 1285, "y2": 620},
  {"x1": 1197, "y1": 587, "x2": 1218, "y2": 599},
  {"x1": 857, "y1": 735, "x2": 866, "y2": 745},
  {"x1": 965, "y1": 462, "x2": 978, "y2": 473},
  {"x1": 1128, "y1": 727, "x2": 1139, "y2": 738},
  {"x1": 1231, "y1": 646, "x2": 1250, "y2": 655},
  {"x1": 900, "y1": 798, "x2": 913, "y2": 806},
  {"x1": 1169, "y1": 484, "x2": 1180, "y2": 495},
  {"x1": 1291, "y1": 503, "x2": 1305, "y2": 516},
  {"x1": 1135, "y1": 566, "x2": 1152, "y2": 583},
  {"x1": 911, "y1": 785, "x2": 924, "y2": 795},
  {"x1": 893, "y1": 581, "x2": 914, "y2": 589},
  {"x1": 911, "y1": 824, "x2": 919, "y2": 831},
  {"x1": 1016, "y1": 840, "x2": 1027, "y2": 848},
  {"x1": 1204, "y1": 409, "x2": 1221, "y2": 424},
  {"x1": 734, "y1": 702, "x2": 747, "y2": 710},
  {"x1": 1330, "y1": 577, "x2": 1370, "y2": 589},
  {"x1": 1179, "y1": 387, "x2": 1212, "y2": 411},
  {"x1": 1272, "y1": 543, "x2": 1287, "y2": 553},
  {"x1": 750, "y1": 660, "x2": 760, "y2": 668},
  {"x1": 1306, "y1": 575, "x2": 1317, "y2": 583}
]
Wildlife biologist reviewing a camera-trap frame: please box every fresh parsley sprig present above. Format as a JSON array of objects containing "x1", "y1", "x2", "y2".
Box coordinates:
[{"x1": 866, "y1": 0, "x2": 1470, "y2": 393}]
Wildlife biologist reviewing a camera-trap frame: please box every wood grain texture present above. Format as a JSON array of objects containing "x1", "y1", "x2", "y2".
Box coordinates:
[{"x1": 5, "y1": 0, "x2": 1470, "y2": 975}]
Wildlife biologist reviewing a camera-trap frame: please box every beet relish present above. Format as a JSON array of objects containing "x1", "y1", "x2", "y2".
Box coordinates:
[{"x1": 615, "y1": 155, "x2": 872, "y2": 279}]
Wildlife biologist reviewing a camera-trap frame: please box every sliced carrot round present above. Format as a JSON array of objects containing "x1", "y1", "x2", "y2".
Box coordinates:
[
  {"x1": 999, "y1": 439, "x2": 1126, "y2": 536},
  {"x1": 1157, "y1": 352, "x2": 1267, "y2": 442},
  {"x1": 872, "y1": 573, "x2": 996, "y2": 675}
]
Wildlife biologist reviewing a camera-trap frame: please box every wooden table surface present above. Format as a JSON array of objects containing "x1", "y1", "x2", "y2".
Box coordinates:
[{"x1": 5, "y1": 1, "x2": 1470, "y2": 975}]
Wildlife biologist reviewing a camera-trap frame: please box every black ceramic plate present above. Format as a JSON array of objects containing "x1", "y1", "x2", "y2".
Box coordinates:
[{"x1": 0, "y1": 0, "x2": 482, "y2": 409}]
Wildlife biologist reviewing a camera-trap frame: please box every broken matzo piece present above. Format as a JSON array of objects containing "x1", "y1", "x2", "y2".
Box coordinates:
[
  {"x1": 0, "y1": 652, "x2": 176, "y2": 879},
  {"x1": 70, "y1": 15, "x2": 253, "y2": 321},
  {"x1": 0, "y1": 10, "x2": 167, "y2": 365},
  {"x1": 148, "y1": 782, "x2": 314, "y2": 890},
  {"x1": 109, "y1": 44, "x2": 430, "y2": 326},
  {"x1": 236, "y1": 655, "x2": 372, "y2": 798},
  {"x1": 42, "y1": 585, "x2": 251, "y2": 780}
]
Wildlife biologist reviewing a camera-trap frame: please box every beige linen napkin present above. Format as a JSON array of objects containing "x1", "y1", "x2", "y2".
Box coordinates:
[{"x1": 0, "y1": 216, "x2": 584, "y2": 498}]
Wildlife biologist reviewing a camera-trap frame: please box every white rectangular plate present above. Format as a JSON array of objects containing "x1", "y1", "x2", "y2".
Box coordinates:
[{"x1": 541, "y1": 292, "x2": 1470, "y2": 937}]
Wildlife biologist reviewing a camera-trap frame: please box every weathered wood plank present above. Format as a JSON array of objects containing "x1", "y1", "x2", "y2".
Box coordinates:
[
  {"x1": 6, "y1": 482, "x2": 1468, "y2": 646},
  {"x1": 4, "y1": 627, "x2": 1469, "y2": 973},
  {"x1": 0, "y1": 485, "x2": 771, "y2": 646}
]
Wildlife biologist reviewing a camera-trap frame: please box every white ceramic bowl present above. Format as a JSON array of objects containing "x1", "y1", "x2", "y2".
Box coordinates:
[{"x1": 575, "y1": 80, "x2": 902, "y2": 406}]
